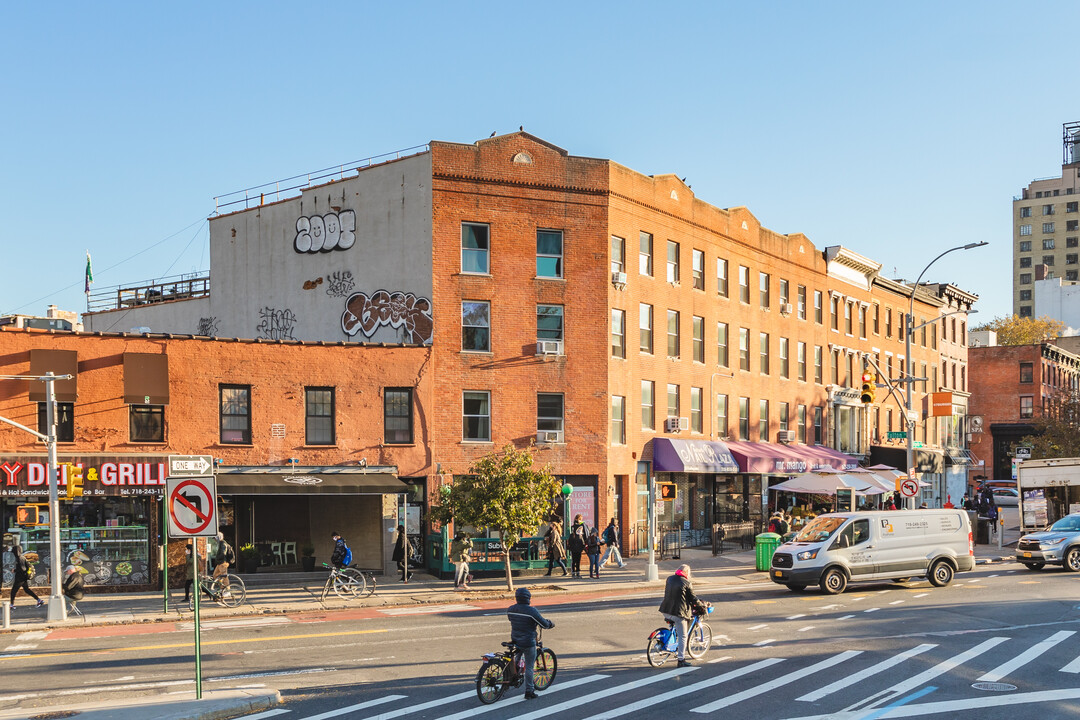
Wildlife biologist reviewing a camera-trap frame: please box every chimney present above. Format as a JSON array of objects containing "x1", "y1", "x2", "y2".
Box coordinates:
[{"x1": 46, "y1": 305, "x2": 58, "y2": 318}]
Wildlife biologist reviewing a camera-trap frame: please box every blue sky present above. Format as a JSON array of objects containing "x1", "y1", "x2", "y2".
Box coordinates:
[{"x1": 3, "y1": 2, "x2": 1077, "y2": 323}]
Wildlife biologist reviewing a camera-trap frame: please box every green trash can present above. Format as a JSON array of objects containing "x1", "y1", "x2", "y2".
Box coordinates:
[{"x1": 755, "y1": 532, "x2": 782, "y2": 572}]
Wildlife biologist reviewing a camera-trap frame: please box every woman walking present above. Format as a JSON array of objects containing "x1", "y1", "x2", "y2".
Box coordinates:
[
  {"x1": 568, "y1": 514, "x2": 587, "y2": 578},
  {"x1": 544, "y1": 519, "x2": 567, "y2": 576},
  {"x1": 392, "y1": 525, "x2": 408, "y2": 583},
  {"x1": 586, "y1": 526, "x2": 602, "y2": 578},
  {"x1": 10, "y1": 545, "x2": 42, "y2": 610}
]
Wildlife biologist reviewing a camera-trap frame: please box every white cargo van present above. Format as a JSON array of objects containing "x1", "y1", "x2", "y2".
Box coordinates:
[{"x1": 770, "y1": 510, "x2": 974, "y2": 594}]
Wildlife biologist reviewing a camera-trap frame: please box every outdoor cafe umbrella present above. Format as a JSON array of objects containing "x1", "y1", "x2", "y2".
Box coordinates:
[
  {"x1": 865, "y1": 464, "x2": 930, "y2": 492},
  {"x1": 769, "y1": 470, "x2": 883, "y2": 496}
]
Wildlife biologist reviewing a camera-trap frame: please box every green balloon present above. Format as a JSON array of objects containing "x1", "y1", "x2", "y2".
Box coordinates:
[{"x1": 561, "y1": 483, "x2": 574, "y2": 496}]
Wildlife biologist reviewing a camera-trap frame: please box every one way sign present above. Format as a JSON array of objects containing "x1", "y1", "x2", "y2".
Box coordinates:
[{"x1": 169, "y1": 455, "x2": 214, "y2": 476}]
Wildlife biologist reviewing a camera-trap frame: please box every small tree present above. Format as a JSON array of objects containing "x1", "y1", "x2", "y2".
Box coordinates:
[
  {"x1": 1022, "y1": 389, "x2": 1080, "y2": 458},
  {"x1": 430, "y1": 444, "x2": 559, "y2": 591},
  {"x1": 971, "y1": 314, "x2": 1064, "y2": 346}
]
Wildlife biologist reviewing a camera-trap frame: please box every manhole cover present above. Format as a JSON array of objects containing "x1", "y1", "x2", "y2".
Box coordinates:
[{"x1": 972, "y1": 682, "x2": 1017, "y2": 692}]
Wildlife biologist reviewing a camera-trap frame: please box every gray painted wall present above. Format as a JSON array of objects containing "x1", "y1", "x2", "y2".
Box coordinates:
[{"x1": 86, "y1": 296, "x2": 212, "y2": 335}]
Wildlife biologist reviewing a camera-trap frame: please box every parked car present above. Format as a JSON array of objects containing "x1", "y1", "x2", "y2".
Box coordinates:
[
  {"x1": 1016, "y1": 513, "x2": 1080, "y2": 571},
  {"x1": 991, "y1": 488, "x2": 1020, "y2": 506},
  {"x1": 978, "y1": 480, "x2": 1017, "y2": 492}
]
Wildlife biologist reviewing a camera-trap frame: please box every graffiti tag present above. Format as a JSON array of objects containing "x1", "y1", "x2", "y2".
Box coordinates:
[
  {"x1": 257, "y1": 307, "x2": 297, "y2": 341},
  {"x1": 195, "y1": 317, "x2": 219, "y2": 336},
  {"x1": 295, "y1": 210, "x2": 355, "y2": 253},
  {"x1": 341, "y1": 290, "x2": 433, "y2": 344},
  {"x1": 325, "y1": 270, "x2": 355, "y2": 298}
]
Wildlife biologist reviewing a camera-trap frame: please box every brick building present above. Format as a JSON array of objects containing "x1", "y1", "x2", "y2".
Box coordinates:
[
  {"x1": 82, "y1": 131, "x2": 976, "y2": 559},
  {"x1": 0, "y1": 328, "x2": 430, "y2": 590},
  {"x1": 968, "y1": 338, "x2": 1080, "y2": 482}
]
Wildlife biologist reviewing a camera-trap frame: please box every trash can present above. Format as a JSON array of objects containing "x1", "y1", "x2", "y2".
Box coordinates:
[
  {"x1": 755, "y1": 532, "x2": 782, "y2": 571},
  {"x1": 976, "y1": 518, "x2": 991, "y2": 545},
  {"x1": 966, "y1": 511, "x2": 978, "y2": 543}
]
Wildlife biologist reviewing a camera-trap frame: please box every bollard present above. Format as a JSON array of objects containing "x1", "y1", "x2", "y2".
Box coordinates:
[
  {"x1": 998, "y1": 515, "x2": 1005, "y2": 551},
  {"x1": 2, "y1": 600, "x2": 9, "y2": 629}
]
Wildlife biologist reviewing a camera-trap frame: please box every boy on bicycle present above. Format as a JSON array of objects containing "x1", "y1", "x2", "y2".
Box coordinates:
[
  {"x1": 507, "y1": 588, "x2": 554, "y2": 700},
  {"x1": 330, "y1": 532, "x2": 352, "y2": 569}
]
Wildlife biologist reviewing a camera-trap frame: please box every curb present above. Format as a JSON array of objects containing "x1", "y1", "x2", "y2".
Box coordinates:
[{"x1": 0, "y1": 689, "x2": 281, "y2": 720}]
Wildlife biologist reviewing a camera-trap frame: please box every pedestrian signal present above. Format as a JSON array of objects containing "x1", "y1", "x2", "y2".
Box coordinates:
[
  {"x1": 860, "y1": 372, "x2": 876, "y2": 404},
  {"x1": 65, "y1": 463, "x2": 85, "y2": 500},
  {"x1": 658, "y1": 482, "x2": 677, "y2": 500},
  {"x1": 15, "y1": 505, "x2": 39, "y2": 525}
]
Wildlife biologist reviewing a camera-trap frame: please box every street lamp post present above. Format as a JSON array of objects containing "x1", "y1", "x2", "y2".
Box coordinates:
[
  {"x1": 0, "y1": 372, "x2": 73, "y2": 621},
  {"x1": 902, "y1": 242, "x2": 987, "y2": 509}
]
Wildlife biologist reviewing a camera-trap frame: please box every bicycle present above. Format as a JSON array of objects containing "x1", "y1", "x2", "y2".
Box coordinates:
[
  {"x1": 189, "y1": 573, "x2": 246, "y2": 609},
  {"x1": 646, "y1": 602, "x2": 713, "y2": 667},
  {"x1": 319, "y1": 563, "x2": 376, "y2": 600},
  {"x1": 475, "y1": 627, "x2": 557, "y2": 704}
]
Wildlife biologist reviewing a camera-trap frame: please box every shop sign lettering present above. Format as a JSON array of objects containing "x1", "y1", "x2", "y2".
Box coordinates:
[{"x1": 0, "y1": 457, "x2": 167, "y2": 497}]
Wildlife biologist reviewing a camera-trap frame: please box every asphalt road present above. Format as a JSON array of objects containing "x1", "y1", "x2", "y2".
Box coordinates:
[{"x1": 2, "y1": 559, "x2": 1079, "y2": 720}]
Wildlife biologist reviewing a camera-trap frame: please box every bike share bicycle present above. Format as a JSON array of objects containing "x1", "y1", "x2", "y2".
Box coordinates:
[
  {"x1": 189, "y1": 572, "x2": 246, "y2": 609},
  {"x1": 646, "y1": 601, "x2": 714, "y2": 667}
]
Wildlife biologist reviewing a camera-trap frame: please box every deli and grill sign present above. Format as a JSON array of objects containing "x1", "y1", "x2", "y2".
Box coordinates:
[{"x1": 0, "y1": 455, "x2": 168, "y2": 497}]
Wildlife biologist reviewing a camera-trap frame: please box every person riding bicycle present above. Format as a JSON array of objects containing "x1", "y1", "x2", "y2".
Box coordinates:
[
  {"x1": 659, "y1": 564, "x2": 702, "y2": 667},
  {"x1": 507, "y1": 587, "x2": 554, "y2": 700},
  {"x1": 330, "y1": 531, "x2": 352, "y2": 569}
]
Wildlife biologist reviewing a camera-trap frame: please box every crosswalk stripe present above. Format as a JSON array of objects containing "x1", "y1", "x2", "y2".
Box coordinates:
[
  {"x1": 796, "y1": 644, "x2": 936, "y2": 702},
  {"x1": 977, "y1": 631, "x2": 1075, "y2": 682},
  {"x1": 354, "y1": 690, "x2": 475, "y2": 720},
  {"x1": 883, "y1": 636, "x2": 1008, "y2": 701},
  {"x1": 430, "y1": 674, "x2": 606, "y2": 720},
  {"x1": 301, "y1": 696, "x2": 406, "y2": 720},
  {"x1": 591, "y1": 659, "x2": 783, "y2": 720},
  {"x1": 691, "y1": 650, "x2": 861, "y2": 713},
  {"x1": 509, "y1": 668, "x2": 692, "y2": 720},
  {"x1": 236, "y1": 710, "x2": 290, "y2": 720},
  {"x1": 850, "y1": 688, "x2": 1080, "y2": 717},
  {"x1": 1060, "y1": 652, "x2": 1080, "y2": 673}
]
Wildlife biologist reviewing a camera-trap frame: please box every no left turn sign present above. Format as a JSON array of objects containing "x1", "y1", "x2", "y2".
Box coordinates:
[
  {"x1": 167, "y1": 476, "x2": 218, "y2": 538},
  {"x1": 899, "y1": 478, "x2": 920, "y2": 498}
]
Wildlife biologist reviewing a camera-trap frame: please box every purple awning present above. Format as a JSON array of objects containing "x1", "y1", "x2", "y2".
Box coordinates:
[{"x1": 652, "y1": 438, "x2": 740, "y2": 473}]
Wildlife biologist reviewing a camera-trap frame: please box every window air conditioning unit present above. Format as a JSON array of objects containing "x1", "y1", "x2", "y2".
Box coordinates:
[
  {"x1": 537, "y1": 430, "x2": 563, "y2": 444},
  {"x1": 780, "y1": 303, "x2": 793, "y2": 315},
  {"x1": 665, "y1": 417, "x2": 689, "y2": 432},
  {"x1": 536, "y1": 340, "x2": 564, "y2": 356},
  {"x1": 777, "y1": 430, "x2": 796, "y2": 443},
  {"x1": 612, "y1": 271, "x2": 628, "y2": 286}
]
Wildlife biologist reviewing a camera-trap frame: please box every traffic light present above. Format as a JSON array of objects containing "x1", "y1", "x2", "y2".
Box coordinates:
[
  {"x1": 15, "y1": 505, "x2": 39, "y2": 525},
  {"x1": 860, "y1": 372, "x2": 876, "y2": 404},
  {"x1": 66, "y1": 463, "x2": 84, "y2": 500},
  {"x1": 658, "y1": 482, "x2": 677, "y2": 500}
]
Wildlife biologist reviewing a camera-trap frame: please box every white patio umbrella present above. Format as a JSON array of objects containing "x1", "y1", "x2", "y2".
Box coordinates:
[
  {"x1": 770, "y1": 471, "x2": 883, "y2": 496},
  {"x1": 865, "y1": 464, "x2": 930, "y2": 491}
]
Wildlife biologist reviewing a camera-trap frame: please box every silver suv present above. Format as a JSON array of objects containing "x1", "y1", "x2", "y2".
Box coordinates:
[{"x1": 1016, "y1": 513, "x2": 1080, "y2": 571}]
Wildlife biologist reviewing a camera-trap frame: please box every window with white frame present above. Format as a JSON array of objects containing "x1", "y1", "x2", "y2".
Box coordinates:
[
  {"x1": 640, "y1": 303, "x2": 653, "y2": 353},
  {"x1": 692, "y1": 249, "x2": 705, "y2": 290},
  {"x1": 463, "y1": 391, "x2": 491, "y2": 441},
  {"x1": 798, "y1": 341, "x2": 806, "y2": 381},
  {"x1": 537, "y1": 304, "x2": 563, "y2": 342},
  {"x1": 779, "y1": 279, "x2": 789, "y2": 307},
  {"x1": 537, "y1": 393, "x2": 564, "y2": 439},
  {"x1": 692, "y1": 315, "x2": 704, "y2": 363},
  {"x1": 667, "y1": 383, "x2": 680, "y2": 419},
  {"x1": 758, "y1": 399, "x2": 769, "y2": 441},
  {"x1": 536, "y1": 230, "x2": 563, "y2": 278},
  {"x1": 667, "y1": 310, "x2": 680, "y2": 358},
  {"x1": 611, "y1": 395, "x2": 626, "y2": 445},
  {"x1": 1044, "y1": 238, "x2": 1056, "y2": 250},
  {"x1": 1020, "y1": 206, "x2": 1031, "y2": 218},
  {"x1": 798, "y1": 285, "x2": 807, "y2": 319},
  {"x1": 814, "y1": 290, "x2": 823, "y2": 324},
  {"x1": 759, "y1": 332, "x2": 769, "y2": 375},
  {"x1": 797, "y1": 404, "x2": 807, "y2": 443},
  {"x1": 641, "y1": 380, "x2": 655, "y2": 430},
  {"x1": 462, "y1": 301, "x2": 490, "y2": 352},
  {"x1": 739, "y1": 265, "x2": 750, "y2": 303},
  {"x1": 716, "y1": 394, "x2": 728, "y2": 437},
  {"x1": 814, "y1": 345, "x2": 823, "y2": 383},
  {"x1": 738, "y1": 397, "x2": 750, "y2": 440},
  {"x1": 717, "y1": 258, "x2": 729, "y2": 297},
  {"x1": 779, "y1": 337, "x2": 789, "y2": 379},
  {"x1": 611, "y1": 235, "x2": 625, "y2": 274},
  {"x1": 779, "y1": 402, "x2": 789, "y2": 433},
  {"x1": 690, "y1": 387, "x2": 702, "y2": 433},
  {"x1": 639, "y1": 231, "x2": 653, "y2": 276},
  {"x1": 462, "y1": 223, "x2": 490, "y2": 274},
  {"x1": 1020, "y1": 224, "x2": 1032, "y2": 236},
  {"x1": 612, "y1": 308, "x2": 626, "y2": 358},
  {"x1": 667, "y1": 241, "x2": 680, "y2": 283},
  {"x1": 717, "y1": 322, "x2": 729, "y2": 367},
  {"x1": 759, "y1": 272, "x2": 770, "y2": 308},
  {"x1": 739, "y1": 328, "x2": 750, "y2": 371},
  {"x1": 1043, "y1": 222, "x2": 1055, "y2": 234}
]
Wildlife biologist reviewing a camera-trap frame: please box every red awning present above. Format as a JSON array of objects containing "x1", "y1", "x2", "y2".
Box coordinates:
[{"x1": 724, "y1": 441, "x2": 858, "y2": 474}]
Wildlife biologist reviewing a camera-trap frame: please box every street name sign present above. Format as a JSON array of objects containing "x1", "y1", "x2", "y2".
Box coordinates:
[
  {"x1": 887, "y1": 431, "x2": 907, "y2": 440},
  {"x1": 169, "y1": 455, "x2": 214, "y2": 476},
  {"x1": 167, "y1": 476, "x2": 217, "y2": 538}
]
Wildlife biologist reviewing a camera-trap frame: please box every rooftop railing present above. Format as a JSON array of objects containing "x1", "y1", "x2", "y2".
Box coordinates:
[{"x1": 86, "y1": 273, "x2": 210, "y2": 313}]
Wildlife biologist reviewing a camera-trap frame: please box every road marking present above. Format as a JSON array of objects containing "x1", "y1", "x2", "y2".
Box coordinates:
[
  {"x1": 851, "y1": 596, "x2": 867, "y2": 601},
  {"x1": 441, "y1": 673, "x2": 610, "y2": 720},
  {"x1": 877, "y1": 637, "x2": 1009, "y2": 705},
  {"x1": 615, "y1": 610, "x2": 637, "y2": 615},
  {"x1": 837, "y1": 614, "x2": 855, "y2": 620},
  {"x1": 796, "y1": 643, "x2": 936, "y2": 702},
  {"x1": 235, "y1": 711, "x2": 290, "y2": 720},
  {"x1": 785, "y1": 688, "x2": 1080, "y2": 719},
  {"x1": 913, "y1": 593, "x2": 929, "y2": 598},
  {"x1": 303, "y1": 696, "x2": 406, "y2": 720},
  {"x1": 2, "y1": 645, "x2": 37, "y2": 652},
  {"x1": 812, "y1": 604, "x2": 841, "y2": 610},
  {"x1": 592, "y1": 659, "x2": 782, "y2": 720},
  {"x1": 988, "y1": 574, "x2": 1000, "y2": 578},
  {"x1": 751, "y1": 600, "x2": 777, "y2": 605},
  {"x1": 753, "y1": 639, "x2": 776, "y2": 646},
  {"x1": 787, "y1": 614, "x2": 806, "y2": 620},
  {"x1": 179, "y1": 617, "x2": 292, "y2": 630},
  {"x1": 748, "y1": 624, "x2": 768, "y2": 630},
  {"x1": 1018, "y1": 581, "x2": 1041, "y2": 584},
  {"x1": 1061, "y1": 652, "x2": 1080, "y2": 673},
  {"x1": 977, "y1": 630, "x2": 1075, "y2": 682},
  {"x1": 379, "y1": 605, "x2": 480, "y2": 616},
  {"x1": 889, "y1": 601, "x2": 905, "y2": 605},
  {"x1": 692, "y1": 650, "x2": 861, "y2": 713},
  {"x1": 352, "y1": 689, "x2": 476, "y2": 720},
  {"x1": 798, "y1": 626, "x2": 815, "y2": 632},
  {"x1": 864, "y1": 608, "x2": 880, "y2": 613},
  {"x1": 707, "y1": 656, "x2": 733, "y2": 664}
]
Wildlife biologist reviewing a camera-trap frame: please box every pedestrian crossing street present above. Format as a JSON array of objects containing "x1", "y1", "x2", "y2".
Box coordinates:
[{"x1": 238, "y1": 627, "x2": 1080, "y2": 720}]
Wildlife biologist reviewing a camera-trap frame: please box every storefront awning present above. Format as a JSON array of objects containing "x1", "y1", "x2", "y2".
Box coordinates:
[
  {"x1": 215, "y1": 466, "x2": 407, "y2": 495},
  {"x1": 652, "y1": 438, "x2": 740, "y2": 473},
  {"x1": 723, "y1": 441, "x2": 858, "y2": 474}
]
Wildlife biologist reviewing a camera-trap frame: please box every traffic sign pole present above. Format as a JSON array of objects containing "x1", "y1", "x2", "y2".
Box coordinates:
[{"x1": 194, "y1": 537, "x2": 202, "y2": 699}]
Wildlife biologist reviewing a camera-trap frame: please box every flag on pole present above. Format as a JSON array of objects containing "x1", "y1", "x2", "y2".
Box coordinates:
[{"x1": 84, "y1": 251, "x2": 94, "y2": 295}]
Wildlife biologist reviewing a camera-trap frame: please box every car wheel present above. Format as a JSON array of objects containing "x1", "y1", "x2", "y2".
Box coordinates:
[
  {"x1": 1064, "y1": 548, "x2": 1080, "y2": 572},
  {"x1": 1020, "y1": 562, "x2": 1045, "y2": 571},
  {"x1": 819, "y1": 568, "x2": 847, "y2": 595},
  {"x1": 928, "y1": 560, "x2": 954, "y2": 587}
]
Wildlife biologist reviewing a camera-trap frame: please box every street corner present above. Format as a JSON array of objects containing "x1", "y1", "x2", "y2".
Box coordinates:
[{"x1": 0, "y1": 688, "x2": 282, "y2": 720}]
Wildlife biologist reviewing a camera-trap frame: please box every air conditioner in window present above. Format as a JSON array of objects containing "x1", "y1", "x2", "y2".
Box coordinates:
[
  {"x1": 612, "y1": 271, "x2": 628, "y2": 287},
  {"x1": 536, "y1": 340, "x2": 564, "y2": 356},
  {"x1": 678, "y1": 416, "x2": 690, "y2": 431},
  {"x1": 780, "y1": 303, "x2": 793, "y2": 316},
  {"x1": 777, "y1": 430, "x2": 796, "y2": 443},
  {"x1": 664, "y1": 417, "x2": 680, "y2": 433},
  {"x1": 537, "y1": 430, "x2": 563, "y2": 444}
]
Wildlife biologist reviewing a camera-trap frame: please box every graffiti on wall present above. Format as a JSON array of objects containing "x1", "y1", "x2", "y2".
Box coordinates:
[
  {"x1": 325, "y1": 270, "x2": 355, "y2": 298},
  {"x1": 195, "y1": 317, "x2": 219, "y2": 336},
  {"x1": 295, "y1": 210, "x2": 355, "y2": 253},
  {"x1": 257, "y1": 307, "x2": 297, "y2": 341},
  {"x1": 341, "y1": 290, "x2": 433, "y2": 344}
]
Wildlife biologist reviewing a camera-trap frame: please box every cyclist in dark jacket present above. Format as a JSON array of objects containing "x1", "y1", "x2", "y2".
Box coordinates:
[
  {"x1": 658, "y1": 564, "x2": 700, "y2": 667},
  {"x1": 507, "y1": 587, "x2": 554, "y2": 700}
]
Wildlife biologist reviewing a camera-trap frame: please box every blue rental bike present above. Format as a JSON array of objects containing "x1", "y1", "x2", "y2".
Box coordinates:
[{"x1": 646, "y1": 602, "x2": 713, "y2": 667}]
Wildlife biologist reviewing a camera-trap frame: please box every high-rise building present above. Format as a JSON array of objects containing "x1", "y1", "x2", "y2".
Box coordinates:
[{"x1": 1013, "y1": 122, "x2": 1080, "y2": 317}]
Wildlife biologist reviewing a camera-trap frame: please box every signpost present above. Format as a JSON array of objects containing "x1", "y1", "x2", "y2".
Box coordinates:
[
  {"x1": 898, "y1": 477, "x2": 920, "y2": 499},
  {"x1": 167, "y1": 457, "x2": 216, "y2": 701}
]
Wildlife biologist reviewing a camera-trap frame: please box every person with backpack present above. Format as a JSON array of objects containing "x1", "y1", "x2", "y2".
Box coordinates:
[
  {"x1": 600, "y1": 518, "x2": 626, "y2": 569},
  {"x1": 568, "y1": 514, "x2": 587, "y2": 578},
  {"x1": 586, "y1": 526, "x2": 602, "y2": 578},
  {"x1": 507, "y1": 588, "x2": 555, "y2": 700},
  {"x1": 212, "y1": 531, "x2": 234, "y2": 592},
  {"x1": 10, "y1": 544, "x2": 43, "y2": 610},
  {"x1": 330, "y1": 531, "x2": 352, "y2": 569}
]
